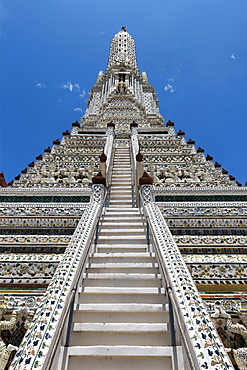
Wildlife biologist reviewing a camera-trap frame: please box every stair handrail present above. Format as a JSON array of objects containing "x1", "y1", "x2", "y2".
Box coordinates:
[
  {"x1": 130, "y1": 125, "x2": 139, "y2": 206},
  {"x1": 129, "y1": 138, "x2": 136, "y2": 207},
  {"x1": 139, "y1": 185, "x2": 234, "y2": 370},
  {"x1": 10, "y1": 185, "x2": 107, "y2": 370},
  {"x1": 104, "y1": 125, "x2": 115, "y2": 187}
]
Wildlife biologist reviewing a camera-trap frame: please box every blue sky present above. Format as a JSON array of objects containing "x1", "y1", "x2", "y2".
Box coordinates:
[{"x1": 1, "y1": 0, "x2": 247, "y2": 184}]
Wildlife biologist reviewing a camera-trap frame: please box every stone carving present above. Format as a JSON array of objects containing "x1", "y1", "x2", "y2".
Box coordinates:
[
  {"x1": 145, "y1": 163, "x2": 233, "y2": 187},
  {"x1": 0, "y1": 261, "x2": 58, "y2": 278},
  {"x1": 0, "y1": 217, "x2": 79, "y2": 228},
  {"x1": 137, "y1": 130, "x2": 241, "y2": 188},
  {"x1": 117, "y1": 81, "x2": 127, "y2": 93},
  {"x1": 0, "y1": 235, "x2": 71, "y2": 245},
  {"x1": 186, "y1": 262, "x2": 247, "y2": 286},
  {"x1": 10, "y1": 134, "x2": 106, "y2": 188},
  {"x1": 0, "y1": 203, "x2": 87, "y2": 217},
  {"x1": 0, "y1": 296, "x2": 34, "y2": 370},
  {"x1": 183, "y1": 254, "x2": 247, "y2": 263},
  {"x1": 159, "y1": 205, "x2": 247, "y2": 217},
  {"x1": 165, "y1": 217, "x2": 247, "y2": 228},
  {"x1": 165, "y1": 218, "x2": 247, "y2": 229},
  {"x1": 212, "y1": 305, "x2": 247, "y2": 370}
]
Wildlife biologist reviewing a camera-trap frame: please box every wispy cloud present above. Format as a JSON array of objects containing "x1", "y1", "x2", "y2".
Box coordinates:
[
  {"x1": 74, "y1": 107, "x2": 83, "y2": 112},
  {"x1": 164, "y1": 84, "x2": 175, "y2": 93},
  {"x1": 100, "y1": 31, "x2": 106, "y2": 35},
  {"x1": 62, "y1": 81, "x2": 80, "y2": 92},
  {"x1": 36, "y1": 82, "x2": 46, "y2": 88},
  {"x1": 231, "y1": 53, "x2": 236, "y2": 60},
  {"x1": 78, "y1": 89, "x2": 86, "y2": 98}
]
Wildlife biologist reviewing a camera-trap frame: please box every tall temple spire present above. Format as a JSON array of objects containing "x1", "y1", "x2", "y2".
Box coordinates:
[
  {"x1": 82, "y1": 27, "x2": 164, "y2": 129},
  {"x1": 107, "y1": 27, "x2": 138, "y2": 70}
]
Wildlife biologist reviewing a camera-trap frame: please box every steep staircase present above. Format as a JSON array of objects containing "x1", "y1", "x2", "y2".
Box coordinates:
[{"x1": 60, "y1": 144, "x2": 184, "y2": 370}]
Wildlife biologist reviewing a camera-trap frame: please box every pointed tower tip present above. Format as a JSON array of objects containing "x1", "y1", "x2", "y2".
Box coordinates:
[{"x1": 107, "y1": 27, "x2": 137, "y2": 70}]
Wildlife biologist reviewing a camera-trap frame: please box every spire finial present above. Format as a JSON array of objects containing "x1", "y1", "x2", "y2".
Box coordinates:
[{"x1": 107, "y1": 28, "x2": 137, "y2": 70}]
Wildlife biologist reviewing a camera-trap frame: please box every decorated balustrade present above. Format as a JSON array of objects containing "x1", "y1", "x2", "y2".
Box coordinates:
[
  {"x1": 104, "y1": 124, "x2": 115, "y2": 186},
  {"x1": 130, "y1": 125, "x2": 139, "y2": 205},
  {"x1": 140, "y1": 185, "x2": 234, "y2": 370}
]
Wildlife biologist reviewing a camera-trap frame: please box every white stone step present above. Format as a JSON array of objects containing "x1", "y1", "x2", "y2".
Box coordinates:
[
  {"x1": 111, "y1": 185, "x2": 132, "y2": 189},
  {"x1": 110, "y1": 196, "x2": 132, "y2": 200},
  {"x1": 111, "y1": 179, "x2": 131, "y2": 182},
  {"x1": 66, "y1": 346, "x2": 176, "y2": 370},
  {"x1": 88, "y1": 262, "x2": 157, "y2": 268},
  {"x1": 91, "y1": 253, "x2": 153, "y2": 258},
  {"x1": 113, "y1": 161, "x2": 129, "y2": 163},
  {"x1": 113, "y1": 161, "x2": 130, "y2": 164},
  {"x1": 84, "y1": 272, "x2": 161, "y2": 279},
  {"x1": 79, "y1": 292, "x2": 166, "y2": 304},
  {"x1": 111, "y1": 182, "x2": 132, "y2": 186},
  {"x1": 67, "y1": 345, "x2": 174, "y2": 356},
  {"x1": 73, "y1": 309, "x2": 168, "y2": 323},
  {"x1": 104, "y1": 210, "x2": 141, "y2": 215},
  {"x1": 81, "y1": 287, "x2": 165, "y2": 294},
  {"x1": 70, "y1": 325, "x2": 170, "y2": 346},
  {"x1": 110, "y1": 199, "x2": 133, "y2": 204},
  {"x1": 86, "y1": 266, "x2": 159, "y2": 274},
  {"x1": 99, "y1": 229, "x2": 145, "y2": 236},
  {"x1": 104, "y1": 215, "x2": 143, "y2": 224},
  {"x1": 106, "y1": 207, "x2": 139, "y2": 212},
  {"x1": 102, "y1": 220, "x2": 143, "y2": 225},
  {"x1": 83, "y1": 277, "x2": 162, "y2": 287},
  {"x1": 97, "y1": 245, "x2": 148, "y2": 253},
  {"x1": 109, "y1": 194, "x2": 133, "y2": 197},
  {"x1": 109, "y1": 202, "x2": 133, "y2": 206},
  {"x1": 112, "y1": 175, "x2": 130, "y2": 177},
  {"x1": 110, "y1": 195, "x2": 132, "y2": 200},
  {"x1": 110, "y1": 188, "x2": 132, "y2": 192},
  {"x1": 112, "y1": 169, "x2": 131, "y2": 172},
  {"x1": 111, "y1": 181, "x2": 131, "y2": 183},
  {"x1": 89, "y1": 256, "x2": 155, "y2": 264},
  {"x1": 75, "y1": 303, "x2": 165, "y2": 312},
  {"x1": 97, "y1": 236, "x2": 147, "y2": 244},
  {"x1": 110, "y1": 197, "x2": 132, "y2": 201},
  {"x1": 96, "y1": 243, "x2": 148, "y2": 248},
  {"x1": 73, "y1": 322, "x2": 168, "y2": 332},
  {"x1": 109, "y1": 198, "x2": 132, "y2": 202},
  {"x1": 112, "y1": 168, "x2": 131, "y2": 171},
  {"x1": 112, "y1": 173, "x2": 131, "y2": 176},
  {"x1": 100, "y1": 222, "x2": 144, "y2": 229},
  {"x1": 111, "y1": 175, "x2": 130, "y2": 177},
  {"x1": 110, "y1": 194, "x2": 132, "y2": 198},
  {"x1": 113, "y1": 166, "x2": 130, "y2": 168}
]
